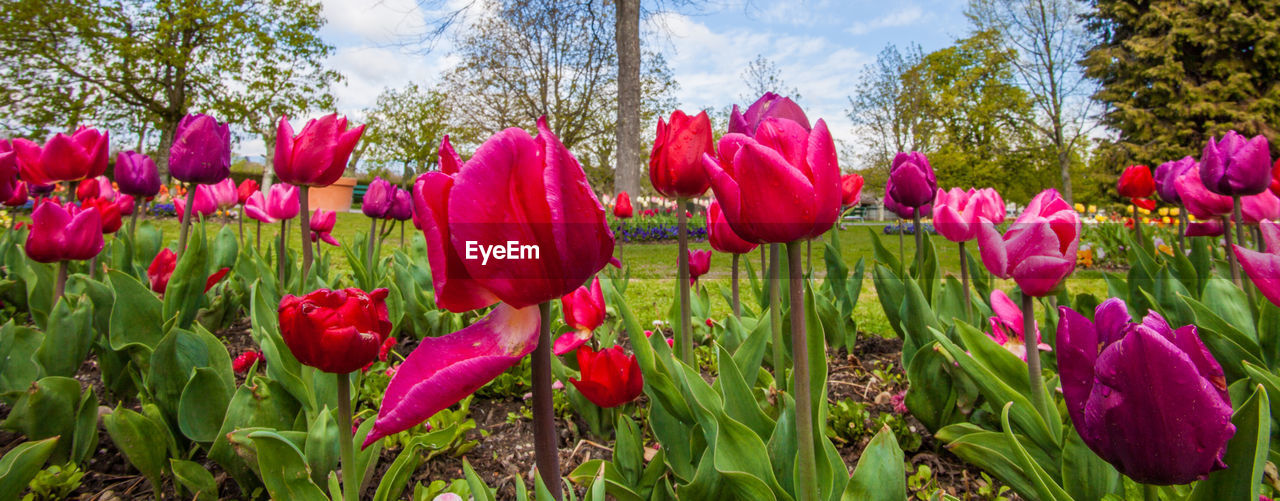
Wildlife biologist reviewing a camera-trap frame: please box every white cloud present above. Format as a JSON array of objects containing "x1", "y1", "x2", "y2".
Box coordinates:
[
  {"x1": 845, "y1": 6, "x2": 925, "y2": 36},
  {"x1": 321, "y1": 0, "x2": 429, "y2": 44}
]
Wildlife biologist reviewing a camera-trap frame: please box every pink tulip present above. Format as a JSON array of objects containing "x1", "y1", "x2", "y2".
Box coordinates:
[
  {"x1": 552, "y1": 277, "x2": 606, "y2": 355},
  {"x1": 701, "y1": 118, "x2": 841, "y2": 243},
  {"x1": 274, "y1": 114, "x2": 366, "y2": 187},
  {"x1": 174, "y1": 187, "x2": 217, "y2": 223},
  {"x1": 1236, "y1": 220, "x2": 1280, "y2": 307},
  {"x1": 206, "y1": 178, "x2": 238, "y2": 211},
  {"x1": 729, "y1": 92, "x2": 811, "y2": 135},
  {"x1": 706, "y1": 200, "x2": 757, "y2": 254},
  {"x1": 12, "y1": 127, "x2": 109, "y2": 185},
  {"x1": 309, "y1": 208, "x2": 339, "y2": 246},
  {"x1": 25, "y1": 200, "x2": 104, "y2": 263},
  {"x1": 1242, "y1": 189, "x2": 1280, "y2": 224},
  {"x1": 688, "y1": 249, "x2": 711, "y2": 285},
  {"x1": 933, "y1": 187, "x2": 1004, "y2": 243},
  {"x1": 116, "y1": 194, "x2": 135, "y2": 216},
  {"x1": 245, "y1": 183, "x2": 300, "y2": 223},
  {"x1": 976, "y1": 189, "x2": 1080, "y2": 297},
  {"x1": 986, "y1": 290, "x2": 1050, "y2": 361},
  {"x1": 1175, "y1": 165, "x2": 1234, "y2": 219}
]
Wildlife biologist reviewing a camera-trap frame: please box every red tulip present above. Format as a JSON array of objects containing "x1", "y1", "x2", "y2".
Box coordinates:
[
  {"x1": 1117, "y1": 165, "x2": 1155, "y2": 198},
  {"x1": 706, "y1": 200, "x2": 757, "y2": 254},
  {"x1": 649, "y1": 110, "x2": 713, "y2": 199},
  {"x1": 12, "y1": 127, "x2": 109, "y2": 185},
  {"x1": 147, "y1": 248, "x2": 230, "y2": 295},
  {"x1": 553, "y1": 277, "x2": 606, "y2": 355},
  {"x1": 613, "y1": 191, "x2": 633, "y2": 219},
  {"x1": 25, "y1": 200, "x2": 103, "y2": 263},
  {"x1": 274, "y1": 114, "x2": 366, "y2": 187},
  {"x1": 75, "y1": 178, "x2": 100, "y2": 201},
  {"x1": 4, "y1": 181, "x2": 27, "y2": 207},
  {"x1": 568, "y1": 345, "x2": 643, "y2": 408},
  {"x1": 232, "y1": 350, "x2": 264, "y2": 373},
  {"x1": 237, "y1": 178, "x2": 260, "y2": 205},
  {"x1": 701, "y1": 118, "x2": 841, "y2": 243},
  {"x1": 688, "y1": 249, "x2": 711, "y2": 285},
  {"x1": 841, "y1": 173, "x2": 864, "y2": 206},
  {"x1": 82, "y1": 197, "x2": 122, "y2": 234},
  {"x1": 115, "y1": 194, "x2": 135, "y2": 216},
  {"x1": 976, "y1": 189, "x2": 1080, "y2": 297},
  {"x1": 278, "y1": 288, "x2": 392, "y2": 373},
  {"x1": 1132, "y1": 197, "x2": 1157, "y2": 211}
]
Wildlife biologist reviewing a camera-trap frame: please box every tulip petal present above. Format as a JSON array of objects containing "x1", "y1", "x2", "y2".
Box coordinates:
[
  {"x1": 1237, "y1": 245, "x2": 1280, "y2": 309},
  {"x1": 976, "y1": 219, "x2": 1009, "y2": 278},
  {"x1": 553, "y1": 330, "x2": 591, "y2": 356},
  {"x1": 1262, "y1": 220, "x2": 1280, "y2": 253},
  {"x1": 413, "y1": 173, "x2": 497, "y2": 312},
  {"x1": 804, "y1": 119, "x2": 842, "y2": 239},
  {"x1": 366, "y1": 303, "x2": 540, "y2": 447},
  {"x1": 1011, "y1": 255, "x2": 1073, "y2": 297},
  {"x1": 732, "y1": 143, "x2": 816, "y2": 243}
]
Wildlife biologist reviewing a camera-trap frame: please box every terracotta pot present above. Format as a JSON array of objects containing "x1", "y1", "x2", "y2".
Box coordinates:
[{"x1": 309, "y1": 177, "x2": 357, "y2": 213}]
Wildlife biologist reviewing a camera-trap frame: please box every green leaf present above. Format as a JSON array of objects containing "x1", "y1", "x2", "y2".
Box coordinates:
[
  {"x1": 842, "y1": 426, "x2": 905, "y2": 501},
  {"x1": 170, "y1": 458, "x2": 219, "y2": 500},
  {"x1": 871, "y1": 264, "x2": 906, "y2": 339},
  {"x1": 1060, "y1": 427, "x2": 1121, "y2": 500},
  {"x1": 2, "y1": 376, "x2": 81, "y2": 464},
  {"x1": 0, "y1": 321, "x2": 43, "y2": 400},
  {"x1": 998, "y1": 403, "x2": 1071, "y2": 501},
  {"x1": 462, "y1": 458, "x2": 497, "y2": 501},
  {"x1": 867, "y1": 228, "x2": 902, "y2": 274},
  {"x1": 163, "y1": 225, "x2": 208, "y2": 328},
  {"x1": 1181, "y1": 294, "x2": 1264, "y2": 381},
  {"x1": 178, "y1": 367, "x2": 232, "y2": 443},
  {"x1": 106, "y1": 270, "x2": 165, "y2": 351},
  {"x1": 896, "y1": 274, "x2": 940, "y2": 369},
  {"x1": 904, "y1": 342, "x2": 960, "y2": 432},
  {"x1": 935, "y1": 423, "x2": 1044, "y2": 499},
  {"x1": 248, "y1": 430, "x2": 330, "y2": 501},
  {"x1": 208, "y1": 378, "x2": 304, "y2": 491},
  {"x1": 1203, "y1": 277, "x2": 1256, "y2": 337},
  {"x1": 35, "y1": 297, "x2": 94, "y2": 378},
  {"x1": 1188, "y1": 385, "x2": 1269, "y2": 501},
  {"x1": 103, "y1": 406, "x2": 171, "y2": 493},
  {"x1": 0, "y1": 437, "x2": 58, "y2": 501},
  {"x1": 303, "y1": 407, "x2": 339, "y2": 487}
]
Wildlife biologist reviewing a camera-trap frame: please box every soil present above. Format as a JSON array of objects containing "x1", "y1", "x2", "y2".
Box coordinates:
[{"x1": 0, "y1": 331, "x2": 1011, "y2": 500}]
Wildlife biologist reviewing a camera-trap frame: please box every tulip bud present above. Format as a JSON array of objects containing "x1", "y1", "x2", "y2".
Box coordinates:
[
  {"x1": 237, "y1": 178, "x2": 260, "y2": 205},
  {"x1": 568, "y1": 345, "x2": 643, "y2": 408},
  {"x1": 887, "y1": 152, "x2": 937, "y2": 208},
  {"x1": 553, "y1": 277, "x2": 606, "y2": 355},
  {"x1": 1154, "y1": 156, "x2": 1195, "y2": 205},
  {"x1": 706, "y1": 200, "x2": 757, "y2": 254},
  {"x1": 841, "y1": 173, "x2": 864, "y2": 207},
  {"x1": 1117, "y1": 165, "x2": 1155, "y2": 198},
  {"x1": 688, "y1": 249, "x2": 711, "y2": 285},
  {"x1": 1200, "y1": 130, "x2": 1271, "y2": 196},
  {"x1": 279, "y1": 288, "x2": 392, "y2": 373},
  {"x1": 388, "y1": 188, "x2": 413, "y2": 221},
  {"x1": 170, "y1": 113, "x2": 231, "y2": 185},
  {"x1": 613, "y1": 191, "x2": 633, "y2": 219},
  {"x1": 309, "y1": 209, "x2": 339, "y2": 246},
  {"x1": 24, "y1": 200, "x2": 104, "y2": 263},
  {"x1": 363, "y1": 177, "x2": 394, "y2": 218},
  {"x1": 650, "y1": 110, "x2": 713, "y2": 198},
  {"x1": 115, "y1": 151, "x2": 161, "y2": 198},
  {"x1": 729, "y1": 92, "x2": 811, "y2": 135}
]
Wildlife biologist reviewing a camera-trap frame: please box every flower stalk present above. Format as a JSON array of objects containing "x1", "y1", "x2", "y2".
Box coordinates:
[
  {"x1": 177, "y1": 185, "x2": 197, "y2": 257},
  {"x1": 532, "y1": 301, "x2": 562, "y2": 499},
  {"x1": 676, "y1": 197, "x2": 692, "y2": 364},
  {"x1": 731, "y1": 253, "x2": 741, "y2": 317},
  {"x1": 768, "y1": 243, "x2": 784, "y2": 378},
  {"x1": 787, "y1": 240, "x2": 819, "y2": 501},
  {"x1": 336, "y1": 372, "x2": 357, "y2": 501},
  {"x1": 299, "y1": 185, "x2": 313, "y2": 289},
  {"x1": 1021, "y1": 293, "x2": 1048, "y2": 419}
]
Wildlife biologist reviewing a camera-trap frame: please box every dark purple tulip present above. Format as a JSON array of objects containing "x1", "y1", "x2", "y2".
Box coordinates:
[
  {"x1": 0, "y1": 141, "x2": 19, "y2": 203},
  {"x1": 728, "y1": 92, "x2": 811, "y2": 135},
  {"x1": 169, "y1": 113, "x2": 231, "y2": 184},
  {"x1": 883, "y1": 178, "x2": 929, "y2": 219},
  {"x1": 362, "y1": 177, "x2": 394, "y2": 218},
  {"x1": 1057, "y1": 298, "x2": 1234, "y2": 485},
  {"x1": 114, "y1": 151, "x2": 161, "y2": 197},
  {"x1": 388, "y1": 188, "x2": 412, "y2": 221},
  {"x1": 1200, "y1": 130, "x2": 1271, "y2": 196},
  {"x1": 29, "y1": 183, "x2": 56, "y2": 198},
  {"x1": 1154, "y1": 156, "x2": 1196, "y2": 205},
  {"x1": 887, "y1": 151, "x2": 937, "y2": 208}
]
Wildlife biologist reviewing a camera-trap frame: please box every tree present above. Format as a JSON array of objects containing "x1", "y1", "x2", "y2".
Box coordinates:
[
  {"x1": 1081, "y1": 0, "x2": 1280, "y2": 171},
  {"x1": 740, "y1": 54, "x2": 801, "y2": 102},
  {"x1": 0, "y1": 0, "x2": 336, "y2": 176},
  {"x1": 362, "y1": 84, "x2": 450, "y2": 180},
  {"x1": 967, "y1": 0, "x2": 1095, "y2": 203},
  {"x1": 845, "y1": 44, "x2": 930, "y2": 189},
  {"x1": 615, "y1": 0, "x2": 643, "y2": 197}
]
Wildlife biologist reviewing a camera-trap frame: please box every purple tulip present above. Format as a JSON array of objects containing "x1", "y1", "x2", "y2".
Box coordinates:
[
  {"x1": 0, "y1": 142, "x2": 19, "y2": 203},
  {"x1": 729, "y1": 92, "x2": 811, "y2": 135},
  {"x1": 363, "y1": 177, "x2": 394, "y2": 218},
  {"x1": 114, "y1": 151, "x2": 161, "y2": 198},
  {"x1": 887, "y1": 152, "x2": 937, "y2": 208},
  {"x1": 1154, "y1": 156, "x2": 1196, "y2": 205},
  {"x1": 388, "y1": 188, "x2": 412, "y2": 221},
  {"x1": 1200, "y1": 130, "x2": 1271, "y2": 196},
  {"x1": 884, "y1": 178, "x2": 928, "y2": 219},
  {"x1": 169, "y1": 113, "x2": 231, "y2": 184},
  {"x1": 1058, "y1": 298, "x2": 1234, "y2": 485}
]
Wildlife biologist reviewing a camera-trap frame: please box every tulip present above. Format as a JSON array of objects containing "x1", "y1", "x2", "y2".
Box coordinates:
[
  {"x1": 273, "y1": 114, "x2": 366, "y2": 188},
  {"x1": 1243, "y1": 189, "x2": 1280, "y2": 224},
  {"x1": 1235, "y1": 219, "x2": 1280, "y2": 307},
  {"x1": 1155, "y1": 156, "x2": 1196, "y2": 205},
  {"x1": 114, "y1": 151, "x2": 161, "y2": 198},
  {"x1": 568, "y1": 345, "x2": 643, "y2": 408},
  {"x1": 977, "y1": 188, "x2": 1079, "y2": 419},
  {"x1": 649, "y1": 110, "x2": 713, "y2": 199},
  {"x1": 1177, "y1": 159, "x2": 1248, "y2": 284},
  {"x1": 236, "y1": 179, "x2": 259, "y2": 205},
  {"x1": 613, "y1": 191, "x2": 633, "y2": 219},
  {"x1": 245, "y1": 183, "x2": 300, "y2": 223},
  {"x1": 0, "y1": 147, "x2": 18, "y2": 204},
  {"x1": 1117, "y1": 165, "x2": 1155, "y2": 198},
  {"x1": 1201, "y1": 130, "x2": 1271, "y2": 197},
  {"x1": 841, "y1": 173, "x2": 864, "y2": 207},
  {"x1": 986, "y1": 290, "x2": 1049, "y2": 361},
  {"x1": 25, "y1": 200, "x2": 103, "y2": 264},
  {"x1": 1186, "y1": 220, "x2": 1225, "y2": 237},
  {"x1": 81, "y1": 197, "x2": 122, "y2": 234},
  {"x1": 232, "y1": 350, "x2": 264, "y2": 373},
  {"x1": 115, "y1": 194, "x2": 135, "y2": 216},
  {"x1": 1057, "y1": 299, "x2": 1234, "y2": 485},
  {"x1": 362, "y1": 177, "x2": 394, "y2": 219},
  {"x1": 552, "y1": 277, "x2": 605, "y2": 355},
  {"x1": 371, "y1": 119, "x2": 613, "y2": 500},
  {"x1": 279, "y1": 287, "x2": 391, "y2": 373},
  {"x1": 309, "y1": 208, "x2": 339, "y2": 247},
  {"x1": 146, "y1": 248, "x2": 230, "y2": 296},
  {"x1": 688, "y1": 249, "x2": 711, "y2": 286},
  {"x1": 206, "y1": 178, "x2": 238, "y2": 211},
  {"x1": 4, "y1": 182, "x2": 28, "y2": 208},
  {"x1": 934, "y1": 187, "x2": 1004, "y2": 319},
  {"x1": 12, "y1": 127, "x2": 109, "y2": 185},
  {"x1": 728, "y1": 92, "x2": 811, "y2": 135},
  {"x1": 883, "y1": 180, "x2": 928, "y2": 220},
  {"x1": 174, "y1": 186, "x2": 217, "y2": 223},
  {"x1": 169, "y1": 113, "x2": 231, "y2": 184},
  {"x1": 888, "y1": 152, "x2": 937, "y2": 208},
  {"x1": 1272, "y1": 158, "x2": 1280, "y2": 197},
  {"x1": 388, "y1": 188, "x2": 412, "y2": 221},
  {"x1": 274, "y1": 114, "x2": 365, "y2": 284},
  {"x1": 707, "y1": 200, "x2": 755, "y2": 317}
]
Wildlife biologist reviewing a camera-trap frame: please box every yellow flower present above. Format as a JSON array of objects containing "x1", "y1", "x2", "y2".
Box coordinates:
[
  {"x1": 1139, "y1": 208, "x2": 1151, "y2": 215},
  {"x1": 1157, "y1": 244, "x2": 1173, "y2": 256},
  {"x1": 1088, "y1": 205, "x2": 1097, "y2": 213},
  {"x1": 1158, "y1": 208, "x2": 1170, "y2": 216},
  {"x1": 1126, "y1": 205, "x2": 1135, "y2": 213},
  {"x1": 1077, "y1": 248, "x2": 1094, "y2": 267},
  {"x1": 1142, "y1": 217, "x2": 1152, "y2": 224},
  {"x1": 1074, "y1": 203, "x2": 1086, "y2": 213},
  {"x1": 1095, "y1": 215, "x2": 1107, "y2": 223},
  {"x1": 1162, "y1": 216, "x2": 1172, "y2": 224},
  {"x1": 1170, "y1": 208, "x2": 1180, "y2": 216}
]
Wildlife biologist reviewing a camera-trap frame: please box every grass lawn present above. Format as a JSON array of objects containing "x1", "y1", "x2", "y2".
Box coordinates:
[{"x1": 18, "y1": 209, "x2": 1109, "y2": 337}]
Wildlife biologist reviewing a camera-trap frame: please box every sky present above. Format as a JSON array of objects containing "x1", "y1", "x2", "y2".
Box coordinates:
[{"x1": 266, "y1": 0, "x2": 973, "y2": 159}]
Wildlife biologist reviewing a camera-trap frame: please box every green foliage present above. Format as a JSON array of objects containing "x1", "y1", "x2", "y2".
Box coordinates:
[
  {"x1": 22, "y1": 463, "x2": 83, "y2": 501},
  {"x1": 363, "y1": 84, "x2": 450, "y2": 180}
]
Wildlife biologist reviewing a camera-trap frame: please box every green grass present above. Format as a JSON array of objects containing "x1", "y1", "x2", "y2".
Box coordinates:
[{"x1": 18, "y1": 210, "x2": 1110, "y2": 337}]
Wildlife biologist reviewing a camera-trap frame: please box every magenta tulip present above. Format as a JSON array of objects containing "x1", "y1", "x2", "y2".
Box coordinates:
[
  {"x1": 707, "y1": 200, "x2": 758, "y2": 254},
  {"x1": 1175, "y1": 164, "x2": 1234, "y2": 219},
  {"x1": 553, "y1": 277, "x2": 606, "y2": 355},
  {"x1": 174, "y1": 187, "x2": 217, "y2": 223},
  {"x1": 688, "y1": 249, "x2": 711, "y2": 285},
  {"x1": 1186, "y1": 220, "x2": 1225, "y2": 237},
  {"x1": 207, "y1": 178, "x2": 238, "y2": 211},
  {"x1": 13, "y1": 127, "x2": 109, "y2": 186},
  {"x1": 115, "y1": 151, "x2": 161, "y2": 198},
  {"x1": 25, "y1": 200, "x2": 104, "y2": 263},
  {"x1": 363, "y1": 177, "x2": 394, "y2": 218},
  {"x1": 170, "y1": 114, "x2": 231, "y2": 184},
  {"x1": 1243, "y1": 190, "x2": 1280, "y2": 224},
  {"x1": 728, "y1": 92, "x2": 811, "y2": 135},
  {"x1": 1236, "y1": 220, "x2": 1280, "y2": 307},
  {"x1": 701, "y1": 118, "x2": 841, "y2": 243},
  {"x1": 274, "y1": 114, "x2": 366, "y2": 187},
  {"x1": 1201, "y1": 130, "x2": 1271, "y2": 196},
  {"x1": 976, "y1": 189, "x2": 1080, "y2": 297},
  {"x1": 0, "y1": 144, "x2": 18, "y2": 203},
  {"x1": 309, "y1": 208, "x2": 339, "y2": 246},
  {"x1": 388, "y1": 188, "x2": 413, "y2": 221},
  {"x1": 986, "y1": 290, "x2": 1049, "y2": 361},
  {"x1": 933, "y1": 187, "x2": 1004, "y2": 243},
  {"x1": 1058, "y1": 299, "x2": 1234, "y2": 485},
  {"x1": 887, "y1": 152, "x2": 937, "y2": 209},
  {"x1": 1155, "y1": 156, "x2": 1196, "y2": 205},
  {"x1": 883, "y1": 179, "x2": 928, "y2": 219}
]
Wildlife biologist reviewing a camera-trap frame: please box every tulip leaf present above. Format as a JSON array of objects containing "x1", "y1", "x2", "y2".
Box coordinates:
[
  {"x1": 249, "y1": 282, "x2": 313, "y2": 413},
  {"x1": 35, "y1": 296, "x2": 94, "y2": 378},
  {"x1": 170, "y1": 458, "x2": 219, "y2": 500},
  {"x1": 867, "y1": 228, "x2": 902, "y2": 275},
  {"x1": 1242, "y1": 361, "x2": 1280, "y2": 425},
  {"x1": 303, "y1": 407, "x2": 339, "y2": 487},
  {"x1": 210, "y1": 225, "x2": 239, "y2": 272},
  {"x1": 1181, "y1": 294, "x2": 1264, "y2": 382},
  {"x1": 897, "y1": 275, "x2": 940, "y2": 369},
  {"x1": 614, "y1": 414, "x2": 644, "y2": 486},
  {"x1": 3, "y1": 376, "x2": 82, "y2": 464},
  {"x1": 248, "y1": 430, "x2": 330, "y2": 501},
  {"x1": 842, "y1": 426, "x2": 905, "y2": 501},
  {"x1": 208, "y1": 378, "x2": 304, "y2": 491},
  {"x1": 1102, "y1": 272, "x2": 1129, "y2": 308},
  {"x1": 178, "y1": 367, "x2": 232, "y2": 443},
  {"x1": 604, "y1": 277, "x2": 693, "y2": 422},
  {"x1": 164, "y1": 225, "x2": 209, "y2": 328},
  {"x1": 103, "y1": 405, "x2": 172, "y2": 494},
  {"x1": 1257, "y1": 300, "x2": 1280, "y2": 367},
  {"x1": 999, "y1": 403, "x2": 1072, "y2": 501},
  {"x1": 1203, "y1": 277, "x2": 1256, "y2": 338},
  {"x1": 714, "y1": 344, "x2": 774, "y2": 439},
  {"x1": 0, "y1": 436, "x2": 58, "y2": 501},
  {"x1": 568, "y1": 460, "x2": 645, "y2": 501},
  {"x1": 106, "y1": 270, "x2": 165, "y2": 351},
  {"x1": 1189, "y1": 385, "x2": 1269, "y2": 501},
  {"x1": 1061, "y1": 426, "x2": 1121, "y2": 500},
  {"x1": 148, "y1": 326, "x2": 232, "y2": 421},
  {"x1": 354, "y1": 413, "x2": 383, "y2": 495},
  {"x1": 935, "y1": 423, "x2": 1044, "y2": 499},
  {"x1": 0, "y1": 321, "x2": 43, "y2": 400},
  {"x1": 462, "y1": 458, "x2": 498, "y2": 501},
  {"x1": 904, "y1": 342, "x2": 961, "y2": 432},
  {"x1": 19, "y1": 261, "x2": 53, "y2": 329}
]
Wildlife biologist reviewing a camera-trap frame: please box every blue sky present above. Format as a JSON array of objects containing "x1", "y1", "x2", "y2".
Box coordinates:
[{"x1": 271, "y1": 0, "x2": 973, "y2": 158}]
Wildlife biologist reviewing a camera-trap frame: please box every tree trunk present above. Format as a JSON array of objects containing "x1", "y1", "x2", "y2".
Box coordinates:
[
  {"x1": 156, "y1": 120, "x2": 179, "y2": 183},
  {"x1": 1057, "y1": 140, "x2": 1073, "y2": 205},
  {"x1": 260, "y1": 137, "x2": 276, "y2": 191},
  {"x1": 613, "y1": 0, "x2": 642, "y2": 196}
]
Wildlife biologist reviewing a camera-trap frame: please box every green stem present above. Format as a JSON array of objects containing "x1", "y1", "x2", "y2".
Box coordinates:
[
  {"x1": 366, "y1": 217, "x2": 376, "y2": 274},
  {"x1": 128, "y1": 198, "x2": 141, "y2": 242},
  {"x1": 255, "y1": 219, "x2": 261, "y2": 253},
  {"x1": 1176, "y1": 211, "x2": 1187, "y2": 254},
  {"x1": 959, "y1": 241, "x2": 971, "y2": 323},
  {"x1": 731, "y1": 253, "x2": 741, "y2": 318},
  {"x1": 897, "y1": 218, "x2": 905, "y2": 262},
  {"x1": 336, "y1": 372, "x2": 356, "y2": 501},
  {"x1": 677, "y1": 197, "x2": 692, "y2": 364},
  {"x1": 768, "y1": 243, "x2": 784, "y2": 378},
  {"x1": 532, "y1": 302, "x2": 562, "y2": 499},
  {"x1": 299, "y1": 186, "x2": 313, "y2": 291},
  {"x1": 55, "y1": 261, "x2": 68, "y2": 307},
  {"x1": 912, "y1": 211, "x2": 923, "y2": 275},
  {"x1": 787, "y1": 240, "x2": 819, "y2": 501},
  {"x1": 278, "y1": 220, "x2": 287, "y2": 287},
  {"x1": 1132, "y1": 201, "x2": 1143, "y2": 244},
  {"x1": 1224, "y1": 215, "x2": 1242, "y2": 287},
  {"x1": 177, "y1": 186, "x2": 197, "y2": 258},
  {"x1": 1022, "y1": 294, "x2": 1048, "y2": 419}
]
